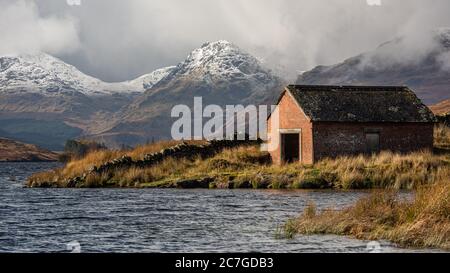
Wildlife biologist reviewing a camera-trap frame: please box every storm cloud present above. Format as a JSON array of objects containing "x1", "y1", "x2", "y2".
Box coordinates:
[{"x1": 2, "y1": 0, "x2": 450, "y2": 81}]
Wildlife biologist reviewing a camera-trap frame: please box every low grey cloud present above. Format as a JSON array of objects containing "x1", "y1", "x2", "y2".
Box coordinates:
[
  {"x1": 3, "y1": 0, "x2": 450, "y2": 81},
  {"x1": 357, "y1": 29, "x2": 443, "y2": 70},
  {"x1": 0, "y1": 0, "x2": 79, "y2": 56},
  {"x1": 438, "y1": 51, "x2": 450, "y2": 71}
]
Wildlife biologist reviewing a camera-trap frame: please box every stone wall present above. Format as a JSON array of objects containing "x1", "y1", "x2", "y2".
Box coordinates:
[{"x1": 66, "y1": 139, "x2": 259, "y2": 186}]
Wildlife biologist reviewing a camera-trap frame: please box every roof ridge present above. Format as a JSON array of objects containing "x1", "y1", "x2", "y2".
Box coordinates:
[{"x1": 288, "y1": 85, "x2": 409, "y2": 92}]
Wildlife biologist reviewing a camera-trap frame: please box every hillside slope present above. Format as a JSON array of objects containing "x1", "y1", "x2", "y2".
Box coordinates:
[
  {"x1": 430, "y1": 99, "x2": 450, "y2": 115},
  {"x1": 0, "y1": 138, "x2": 59, "y2": 162}
]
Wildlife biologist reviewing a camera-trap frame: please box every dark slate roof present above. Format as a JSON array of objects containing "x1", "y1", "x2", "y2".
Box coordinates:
[{"x1": 282, "y1": 85, "x2": 436, "y2": 123}]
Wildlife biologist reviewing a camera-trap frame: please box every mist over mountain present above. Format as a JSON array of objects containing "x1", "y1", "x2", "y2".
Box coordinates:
[{"x1": 296, "y1": 28, "x2": 450, "y2": 105}]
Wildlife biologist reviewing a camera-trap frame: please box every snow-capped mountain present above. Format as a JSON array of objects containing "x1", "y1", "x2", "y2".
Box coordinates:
[
  {"x1": 0, "y1": 52, "x2": 177, "y2": 149},
  {"x1": 101, "y1": 40, "x2": 285, "y2": 145},
  {"x1": 296, "y1": 28, "x2": 450, "y2": 105},
  {"x1": 155, "y1": 40, "x2": 276, "y2": 87},
  {"x1": 128, "y1": 66, "x2": 176, "y2": 90},
  {"x1": 0, "y1": 52, "x2": 175, "y2": 95},
  {"x1": 0, "y1": 41, "x2": 285, "y2": 149}
]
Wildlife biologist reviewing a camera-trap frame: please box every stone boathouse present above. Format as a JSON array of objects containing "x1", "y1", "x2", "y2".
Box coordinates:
[{"x1": 267, "y1": 85, "x2": 436, "y2": 164}]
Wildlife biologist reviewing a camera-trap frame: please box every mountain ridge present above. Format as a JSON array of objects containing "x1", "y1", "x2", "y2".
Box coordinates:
[
  {"x1": 0, "y1": 41, "x2": 285, "y2": 148},
  {"x1": 97, "y1": 40, "x2": 285, "y2": 145},
  {"x1": 0, "y1": 52, "x2": 176, "y2": 95},
  {"x1": 296, "y1": 28, "x2": 450, "y2": 105}
]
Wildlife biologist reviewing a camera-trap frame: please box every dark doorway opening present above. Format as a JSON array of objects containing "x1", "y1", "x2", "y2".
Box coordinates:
[
  {"x1": 281, "y1": 133, "x2": 300, "y2": 163},
  {"x1": 365, "y1": 133, "x2": 380, "y2": 154}
]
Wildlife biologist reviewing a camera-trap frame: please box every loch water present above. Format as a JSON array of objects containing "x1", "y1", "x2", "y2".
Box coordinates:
[{"x1": 0, "y1": 162, "x2": 438, "y2": 252}]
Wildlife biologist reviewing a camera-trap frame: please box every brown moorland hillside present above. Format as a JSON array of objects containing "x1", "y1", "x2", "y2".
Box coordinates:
[
  {"x1": 0, "y1": 138, "x2": 58, "y2": 162},
  {"x1": 430, "y1": 98, "x2": 450, "y2": 115}
]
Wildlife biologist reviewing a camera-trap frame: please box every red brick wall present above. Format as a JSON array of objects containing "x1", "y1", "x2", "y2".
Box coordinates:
[
  {"x1": 312, "y1": 122, "x2": 434, "y2": 161},
  {"x1": 267, "y1": 91, "x2": 314, "y2": 164}
]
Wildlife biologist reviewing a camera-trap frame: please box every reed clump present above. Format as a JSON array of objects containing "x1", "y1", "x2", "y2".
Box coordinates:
[{"x1": 283, "y1": 170, "x2": 450, "y2": 249}]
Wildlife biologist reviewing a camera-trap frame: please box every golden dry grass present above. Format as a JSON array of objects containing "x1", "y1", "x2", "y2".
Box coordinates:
[
  {"x1": 435, "y1": 124, "x2": 450, "y2": 150},
  {"x1": 28, "y1": 140, "x2": 182, "y2": 184},
  {"x1": 65, "y1": 139, "x2": 208, "y2": 177},
  {"x1": 315, "y1": 150, "x2": 446, "y2": 189},
  {"x1": 284, "y1": 169, "x2": 450, "y2": 249},
  {"x1": 28, "y1": 125, "x2": 450, "y2": 189}
]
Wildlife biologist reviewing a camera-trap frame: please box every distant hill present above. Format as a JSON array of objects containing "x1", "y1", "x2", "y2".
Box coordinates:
[
  {"x1": 430, "y1": 99, "x2": 450, "y2": 115},
  {"x1": 297, "y1": 28, "x2": 450, "y2": 105},
  {"x1": 0, "y1": 138, "x2": 59, "y2": 162}
]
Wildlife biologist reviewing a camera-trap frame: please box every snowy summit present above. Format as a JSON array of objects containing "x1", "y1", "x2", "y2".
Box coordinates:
[{"x1": 0, "y1": 52, "x2": 174, "y2": 96}]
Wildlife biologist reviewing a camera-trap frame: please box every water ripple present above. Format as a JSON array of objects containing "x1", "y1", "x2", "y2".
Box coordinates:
[{"x1": 0, "y1": 162, "x2": 437, "y2": 253}]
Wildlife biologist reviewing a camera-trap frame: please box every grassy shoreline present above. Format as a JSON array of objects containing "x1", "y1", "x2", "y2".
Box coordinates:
[
  {"x1": 27, "y1": 125, "x2": 450, "y2": 189},
  {"x1": 278, "y1": 125, "x2": 450, "y2": 250},
  {"x1": 25, "y1": 125, "x2": 450, "y2": 250},
  {"x1": 283, "y1": 176, "x2": 450, "y2": 250}
]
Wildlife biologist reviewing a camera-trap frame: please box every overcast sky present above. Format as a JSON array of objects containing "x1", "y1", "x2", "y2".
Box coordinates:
[{"x1": 1, "y1": 0, "x2": 449, "y2": 81}]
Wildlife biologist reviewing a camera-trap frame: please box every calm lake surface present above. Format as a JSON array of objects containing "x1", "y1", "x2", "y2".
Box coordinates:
[{"x1": 0, "y1": 162, "x2": 438, "y2": 253}]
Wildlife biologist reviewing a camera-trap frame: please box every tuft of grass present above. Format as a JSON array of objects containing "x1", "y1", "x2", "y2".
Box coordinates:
[
  {"x1": 435, "y1": 124, "x2": 450, "y2": 150},
  {"x1": 284, "y1": 170, "x2": 450, "y2": 249}
]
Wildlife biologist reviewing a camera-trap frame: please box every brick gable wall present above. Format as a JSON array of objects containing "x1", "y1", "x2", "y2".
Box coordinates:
[{"x1": 267, "y1": 91, "x2": 314, "y2": 164}]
